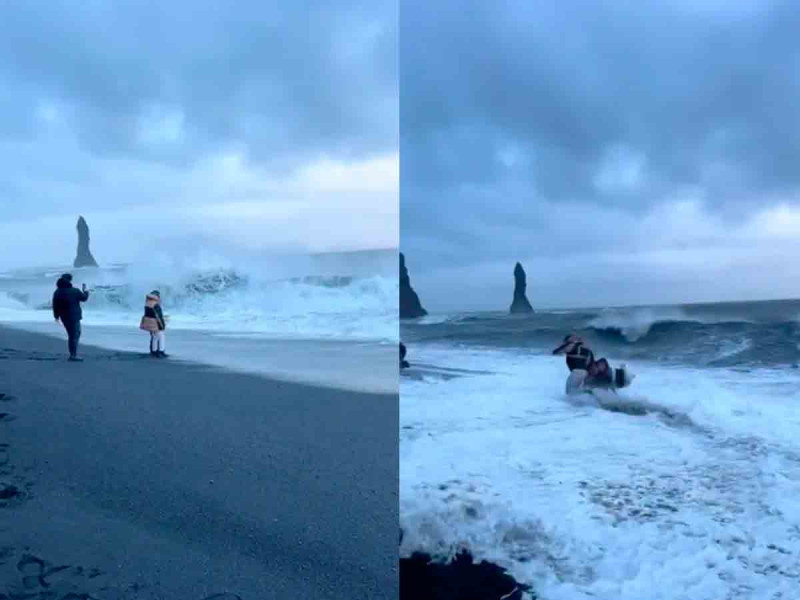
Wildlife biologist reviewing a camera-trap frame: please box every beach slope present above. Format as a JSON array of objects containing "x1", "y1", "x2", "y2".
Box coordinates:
[{"x1": 0, "y1": 326, "x2": 397, "y2": 599}]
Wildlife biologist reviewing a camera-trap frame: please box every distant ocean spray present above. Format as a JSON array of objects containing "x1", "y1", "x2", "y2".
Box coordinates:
[{"x1": 0, "y1": 249, "x2": 398, "y2": 343}]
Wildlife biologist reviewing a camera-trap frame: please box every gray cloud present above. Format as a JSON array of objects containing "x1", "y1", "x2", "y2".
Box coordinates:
[
  {"x1": 0, "y1": 1, "x2": 396, "y2": 166},
  {"x1": 400, "y1": 0, "x2": 800, "y2": 307},
  {"x1": 0, "y1": 0, "x2": 397, "y2": 265}
]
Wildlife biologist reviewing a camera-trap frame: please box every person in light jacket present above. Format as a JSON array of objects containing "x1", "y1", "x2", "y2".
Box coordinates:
[{"x1": 141, "y1": 290, "x2": 168, "y2": 358}]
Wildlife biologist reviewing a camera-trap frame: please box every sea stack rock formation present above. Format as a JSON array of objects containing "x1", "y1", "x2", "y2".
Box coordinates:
[
  {"x1": 74, "y1": 216, "x2": 99, "y2": 268},
  {"x1": 400, "y1": 253, "x2": 427, "y2": 319},
  {"x1": 509, "y1": 262, "x2": 533, "y2": 313}
]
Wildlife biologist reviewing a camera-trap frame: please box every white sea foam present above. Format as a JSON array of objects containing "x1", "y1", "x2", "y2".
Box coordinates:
[
  {"x1": 414, "y1": 314, "x2": 453, "y2": 326},
  {"x1": 400, "y1": 345, "x2": 800, "y2": 599},
  {"x1": 0, "y1": 252, "x2": 397, "y2": 343},
  {"x1": 587, "y1": 306, "x2": 692, "y2": 341}
]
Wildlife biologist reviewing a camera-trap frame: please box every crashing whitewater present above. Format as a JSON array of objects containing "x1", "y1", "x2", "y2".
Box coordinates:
[
  {"x1": 401, "y1": 306, "x2": 800, "y2": 599},
  {"x1": 0, "y1": 257, "x2": 397, "y2": 343}
]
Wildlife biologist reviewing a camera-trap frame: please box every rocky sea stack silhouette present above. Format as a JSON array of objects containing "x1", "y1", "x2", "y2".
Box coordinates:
[
  {"x1": 509, "y1": 262, "x2": 533, "y2": 314},
  {"x1": 400, "y1": 253, "x2": 427, "y2": 319},
  {"x1": 74, "y1": 216, "x2": 99, "y2": 268}
]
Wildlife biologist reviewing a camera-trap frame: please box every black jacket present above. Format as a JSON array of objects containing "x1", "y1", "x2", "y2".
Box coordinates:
[
  {"x1": 52, "y1": 278, "x2": 90, "y2": 322},
  {"x1": 566, "y1": 343, "x2": 594, "y2": 372}
]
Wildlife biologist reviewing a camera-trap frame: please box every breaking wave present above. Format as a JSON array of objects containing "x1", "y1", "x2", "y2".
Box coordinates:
[
  {"x1": 0, "y1": 258, "x2": 397, "y2": 342},
  {"x1": 401, "y1": 300, "x2": 800, "y2": 368}
]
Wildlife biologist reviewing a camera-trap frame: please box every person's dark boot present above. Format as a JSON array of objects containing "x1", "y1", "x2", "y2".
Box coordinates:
[
  {"x1": 150, "y1": 350, "x2": 158, "y2": 357},
  {"x1": 157, "y1": 351, "x2": 169, "y2": 358}
]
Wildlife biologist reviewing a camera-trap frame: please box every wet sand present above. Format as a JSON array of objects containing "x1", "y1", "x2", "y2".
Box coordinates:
[
  {"x1": 0, "y1": 326, "x2": 398, "y2": 599},
  {"x1": 1, "y1": 321, "x2": 397, "y2": 393}
]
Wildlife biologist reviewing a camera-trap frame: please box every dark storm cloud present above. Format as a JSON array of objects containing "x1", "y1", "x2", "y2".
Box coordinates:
[
  {"x1": 0, "y1": 0, "x2": 396, "y2": 177},
  {"x1": 401, "y1": 0, "x2": 800, "y2": 271}
]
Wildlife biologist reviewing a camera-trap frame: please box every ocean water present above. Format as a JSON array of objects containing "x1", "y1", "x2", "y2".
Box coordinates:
[
  {"x1": 400, "y1": 301, "x2": 800, "y2": 599},
  {"x1": 0, "y1": 249, "x2": 398, "y2": 391}
]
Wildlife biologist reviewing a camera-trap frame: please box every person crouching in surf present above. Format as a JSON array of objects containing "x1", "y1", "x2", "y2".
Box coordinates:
[
  {"x1": 554, "y1": 334, "x2": 634, "y2": 394},
  {"x1": 140, "y1": 291, "x2": 168, "y2": 357},
  {"x1": 586, "y1": 358, "x2": 635, "y2": 391},
  {"x1": 552, "y1": 334, "x2": 595, "y2": 371},
  {"x1": 586, "y1": 358, "x2": 613, "y2": 386}
]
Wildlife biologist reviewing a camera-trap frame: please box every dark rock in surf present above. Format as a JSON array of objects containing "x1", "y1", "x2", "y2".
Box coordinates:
[
  {"x1": 399, "y1": 550, "x2": 533, "y2": 600},
  {"x1": 400, "y1": 253, "x2": 427, "y2": 319},
  {"x1": 509, "y1": 262, "x2": 533, "y2": 314},
  {"x1": 0, "y1": 484, "x2": 21, "y2": 500},
  {"x1": 74, "y1": 216, "x2": 99, "y2": 268}
]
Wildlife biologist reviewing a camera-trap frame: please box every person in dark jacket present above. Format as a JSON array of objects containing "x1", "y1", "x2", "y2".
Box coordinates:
[
  {"x1": 52, "y1": 273, "x2": 90, "y2": 361},
  {"x1": 586, "y1": 358, "x2": 613, "y2": 387},
  {"x1": 400, "y1": 342, "x2": 410, "y2": 369},
  {"x1": 143, "y1": 290, "x2": 168, "y2": 357},
  {"x1": 552, "y1": 334, "x2": 595, "y2": 372}
]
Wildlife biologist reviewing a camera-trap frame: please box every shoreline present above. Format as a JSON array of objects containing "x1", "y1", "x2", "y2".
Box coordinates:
[
  {"x1": 0, "y1": 326, "x2": 398, "y2": 599},
  {"x1": 1, "y1": 320, "x2": 397, "y2": 394}
]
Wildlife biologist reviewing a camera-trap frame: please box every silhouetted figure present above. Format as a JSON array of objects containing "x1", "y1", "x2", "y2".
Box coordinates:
[
  {"x1": 52, "y1": 273, "x2": 90, "y2": 361},
  {"x1": 400, "y1": 342, "x2": 410, "y2": 369}
]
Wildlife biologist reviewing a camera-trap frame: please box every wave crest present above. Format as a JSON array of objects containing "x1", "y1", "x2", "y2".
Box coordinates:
[
  {"x1": 587, "y1": 307, "x2": 692, "y2": 342},
  {"x1": 0, "y1": 262, "x2": 397, "y2": 342}
]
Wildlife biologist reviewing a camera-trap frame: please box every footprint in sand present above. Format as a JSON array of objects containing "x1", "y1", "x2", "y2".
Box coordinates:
[
  {"x1": 0, "y1": 441, "x2": 23, "y2": 504},
  {"x1": 0, "y1": 483, "x2": 19, "y2": 499},
  {"x1": 0, "y1": 468, "x2": 30, "y2": 507},
  {"x1": 2, "y1": 550, "x2": 241, "y2": 600},
  {"x1": 28, "y1": 354, "x2": 59, "y2": 362},
  {"x1": 2, "y1": 553, "x2": 108, "y2": 598},
  {"x1": 0, "y1": 351, "x2": 60, "y2": 362},
  {"x1": 18, "y1": 553, "x2": 59, "y2": 589}
]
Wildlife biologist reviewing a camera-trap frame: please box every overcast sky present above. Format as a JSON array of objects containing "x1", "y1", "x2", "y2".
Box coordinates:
[
  {"x1": 0, "y1": 1, "x2": 397, "y2": 270},
  {"x1": 401, "y1": 0, "x2": 800, "y2": 311}
]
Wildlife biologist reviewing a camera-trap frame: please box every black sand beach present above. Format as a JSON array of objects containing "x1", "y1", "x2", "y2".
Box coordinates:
[{"x1": 0, "y1": 326, "x2": 398, "y2": 599}]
